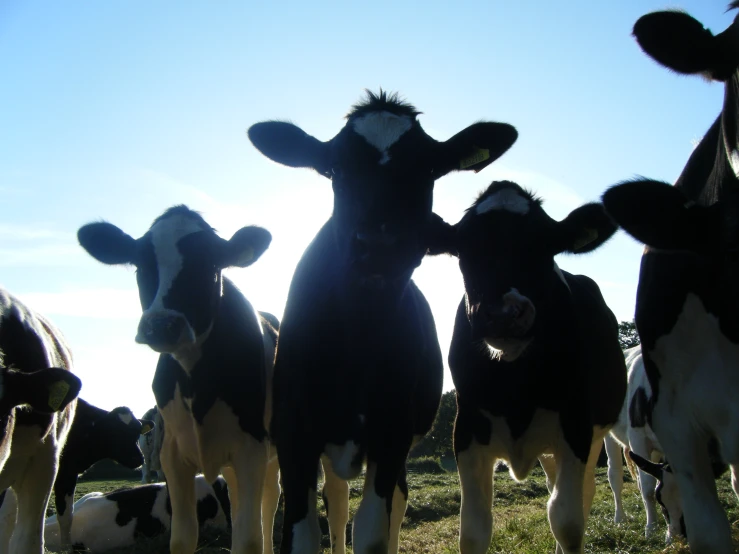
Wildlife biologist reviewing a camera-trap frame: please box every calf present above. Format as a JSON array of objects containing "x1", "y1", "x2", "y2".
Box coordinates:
[
  {"x1": 78, "y1": 206, "x2": 279, "y2": 554},
  {"x1": 429, "y1": 181, "x2": 625, "y2": 554},
  {"x1": 139, "y1": 405, "x2": 164, "y2": 483},
  {"x1": 248, "y1": 90, "x2": 517, "y2": 554},
  {"x1": 602, "y1": 6, "x2": 739, "y2": 553},
  {"x1": 52, "y1": 399, "x2": 154, "y2": 548},
  {"x1": 0, "y1": 287, "x2": 83, "y2": 553},
  {"x1": 22, "y1": 475, "x2": 228, "y2": 553}
]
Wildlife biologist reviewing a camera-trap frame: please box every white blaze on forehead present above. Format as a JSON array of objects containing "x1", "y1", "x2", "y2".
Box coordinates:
[
  {"x1": 148, "y1": 215, "x2": 207, "y2": 312},
  {"x1": 352, "y1": 111, "x2": 413, "y2": 165},
  {"x1": 117, "y1": 411, "x2": 134, "y2": 426},
  {"x1": 476, "y1": 188, "x2": 531, "y2": 215}
]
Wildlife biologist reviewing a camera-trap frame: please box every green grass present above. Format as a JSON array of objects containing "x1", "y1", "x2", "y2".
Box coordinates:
[{"x1": 42, "y1": 466, "x2": 739, "y2": 553}]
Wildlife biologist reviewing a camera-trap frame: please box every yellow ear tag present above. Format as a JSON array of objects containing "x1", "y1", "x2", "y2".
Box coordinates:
[
  {"x1": 235, "y1": 246, "x2": 254, "y2": 266},
  {"x1": 140, "y1": 423, "x2": 153, "y2": 435},
  {"x1": 460, "y1": 147, "x2": 491, "y2": 170},
  {"x1": 572, "y1": 228, "x2": 599, "y2": 251},
  {"x1": 48, "y1": 380, "x2": 71, "y2": 411}
]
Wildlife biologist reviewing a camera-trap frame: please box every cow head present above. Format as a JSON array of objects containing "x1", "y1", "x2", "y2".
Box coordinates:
[
  {"x1": 629, "y1": 451, "x2": 686, "y2": 543},
  {"x1": 429, "y1": 181, "x2": 616, "y2": 361},
  {"x1": 248, "y1": 90, "x2": 517, "y2": 290},
  {"x1": 78, "y1": 206, "x2": 271, "y2": 355},
  {"x1": 604, "y1": 7, "x2": 739, "y2": 251},
  {"x1": 97, "y1": 407, "x2": 154, "y2": 469}
]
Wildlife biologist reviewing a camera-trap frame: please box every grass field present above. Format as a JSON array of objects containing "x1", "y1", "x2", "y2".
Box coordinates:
[{"x1": 42, "y1": 462, "x2": 739, "y2": 553}]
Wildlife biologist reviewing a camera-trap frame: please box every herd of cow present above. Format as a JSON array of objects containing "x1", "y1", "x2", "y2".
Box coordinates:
[{"x1": 0, "y1": 5, "x2": 737, "y2": 554}]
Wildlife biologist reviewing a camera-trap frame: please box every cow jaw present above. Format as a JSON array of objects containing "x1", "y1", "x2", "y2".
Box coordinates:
[{"x1": 485, "y1": 337, "x2": 532, "y2": 362}]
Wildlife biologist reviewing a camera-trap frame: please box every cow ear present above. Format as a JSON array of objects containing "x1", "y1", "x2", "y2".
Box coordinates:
[
  {"x1": 248, "y1": 121, "x2": 331, "y2": 177},
  {"x1": 425, "y1": 213, "x2": 459, "y2": 257},
  {"x1": 138, "y1": 419, "x2": 154, "y2": 435},
  {"x1": 633, "y1": 10, "x2": 736, "y2": 81},
  {"x1": 435, "y1": 122, "x2": 518, "y2": 177},
  {"x1": 222, "y1": 226, "x2": 272, "y2": 268},
  {"x1": 629, "y1": 450, "x2": 665, "y2": 481},
  {"x1": 3, "y1": 367, "x2": 82, "y2": 413},
  {"x1": 551, "y1": 203, "x2": 617, "y2": 255},
  {"x1": 78, "y1": 222, "x2": 137, "y2": 265},
  {"x1": 602, "y1": 179, "x2": 719, "y2": 251}
]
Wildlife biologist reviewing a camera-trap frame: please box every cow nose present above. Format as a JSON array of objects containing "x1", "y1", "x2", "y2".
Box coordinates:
[
  {"x1": 136, "y1": 313, "x2": 188, "y2": 349},
  {"x1": 355, "y1": 225, "x2": 397, "y2": 248},
  {"x1": 473, "y1": 291, "x2": 536, "y2": 338}
]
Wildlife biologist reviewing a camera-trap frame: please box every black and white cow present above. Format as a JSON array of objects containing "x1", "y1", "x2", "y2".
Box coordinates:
[
  {"x1": 16, "y1": 475, "x2": 229, "y2": 553},
  {"x1": 77, "y1": 206, "x2": 280, "y2": 554},
  {"x1": 53, "y1": 399, "x2": 153, "y2": 548},
  {"x1": 248, "y1": 90, "x2": 517, "y2": 554},
  {"x1": 0, "y1": 287, "x2": 83, "y2": 553},
  {"x1": 429, "y1": 181, "x2": 625, "y2": 554},
  {"x1": 601, "y1": 6, "x2": 739, "y2": 553},
  {"x1": 139, "y1": 405, "x2": 164, "y2": 483}
]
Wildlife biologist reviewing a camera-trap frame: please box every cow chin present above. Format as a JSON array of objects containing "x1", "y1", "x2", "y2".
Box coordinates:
[{"x1": 484, "y1": 337, "x2": 532, "y2": 362}]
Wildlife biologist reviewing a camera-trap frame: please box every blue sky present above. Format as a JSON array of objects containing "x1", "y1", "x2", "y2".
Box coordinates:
[{"x1": 0, "y1": 1, "x2": 729, "y2": 417}]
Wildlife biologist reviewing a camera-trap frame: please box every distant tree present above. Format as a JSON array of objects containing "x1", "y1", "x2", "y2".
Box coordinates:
[
  {"x1": 618, "y1": 320, "x2": 640, "y2": 350},
  {"x1": 410, "y1": 390, "x2": 456, "y2": 459}
]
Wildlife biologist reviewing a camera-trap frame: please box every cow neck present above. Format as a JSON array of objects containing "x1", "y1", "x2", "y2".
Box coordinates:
[{"x1": 169, "y1": 320, "x2": 214, "y2": 373}]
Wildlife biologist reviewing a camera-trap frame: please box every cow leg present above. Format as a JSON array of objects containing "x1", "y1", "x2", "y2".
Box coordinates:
[
  {"x1": 731, "y1": 464, "x2": 739, "y2": 502},
  {"x1": 320, "y1": 456, "x2": 349, "y2": 554},
  {"x1": 279, "y1": 449, "x2": 321, "y2": 554},
  {"x1": 539, "y1": 454, "x2": 556, "y2": 494},
  {"x1": 229, "y1": 435, "x2": 268, "y2": 554},
  {"x1": 457, "y1": 441, "x2": 494, "y2": 554},
  {"x1": 262, "y1": 453, "x2": 281, "y2": 554},
  {"x1": 353, "y1": 456, "x2": 406, "y2": 554},
  {"x1": 655, "y1": 423, "x2": 733, "y2": 554},
  {"x1": 547, "y1": 446, "x2": 586, "y2": 554},
  {"x1": 8, "y1": 441, "x2": 58, "y2": 554},
  {"x1": 388, "y1": 468, "x2": 408, "y2": 554},
  {"x1": 0, "y1": 489, "x2": 16, "y2": 552},
  {"x1": 627, "y1": 431, "x2": 659, "y2": 537},
  {"x1": 161, "y1": 438, "x2": 198, "y2": 554},
  {"x1": 603, "y1": 435, "x2": 624, "y2": 523},
  {"x1": 53, "y1": 472, "x2": 77, "y2": 548}
]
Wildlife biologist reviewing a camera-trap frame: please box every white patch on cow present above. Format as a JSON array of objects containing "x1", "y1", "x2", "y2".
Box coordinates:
[
  {"x1": 117, "y1": 411, "x2": 134, "y2": 426},
  {"x1": 352, "y1": 111, "x2": 412, "y2": 165},
  {"x1": 353, "y1": 462, "x2": 390, "y2": 553},
  {"x1": 291, "y1": 489, "x2": 321, "y2": 554},
  {"x1": 325, "y1": 440, "x2": 362, "y2": 480},
  {"x1": 730, "y1": 149, "x2": 739, "y2": 179},
  {"x1": 475, "y1": 188, "x2": 531, "y2": 215},
  {"x1": 646, "y1": 292, "x2": 739, "y2": 551}
]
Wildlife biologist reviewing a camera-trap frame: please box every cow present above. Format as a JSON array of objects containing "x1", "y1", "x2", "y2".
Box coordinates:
[
  {"x1": 77, "y1": 205, "x2": 280, "y2": 554},
  {"x1": 1, "y1": 475, "x2": 230, "y2": 553},
  {"x1": 0, "y1": 287, "x2": 83, "y2": 554},
  {"x1": 247, "y1": 89, "x2": 517, "y2": 554},
  {"x1": 601, "y1": 5, "x2": 739, "y2": 553},
  {"x1": 427, "y1": 180, "x2": 625, "y2": 554},
  {"x1": 55, "y1": 399, "x2": 154, "y2": 548},
  {"x1": 140, "y1": 405, "x2": 165, "y2": 483}
]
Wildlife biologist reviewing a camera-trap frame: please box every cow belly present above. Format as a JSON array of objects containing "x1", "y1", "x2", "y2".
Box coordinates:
[
  {"x1": 480, "y1": 408, "x2": 562, "y2": 480},
  {"x1": 650, "y1": 293, "x2": 739, "y2": 462}
]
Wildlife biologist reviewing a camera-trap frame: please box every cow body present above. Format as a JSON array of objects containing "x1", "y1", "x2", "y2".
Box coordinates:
[
  {"x1": 0, "y1": 287, "x2": 82, "y2": 553},
  {"x1": 78, "y1": 206, "x2": 279, "y2": 554},
  {"x1": 430, "y1": 181, "x2": 624, "y2": 554},
  {"x1": 33, "y1": 475, "x2": 229, "y2": 553},
  {"x1": 139, "y1": 406, "x2": 164, "y2": 483},
  {"x1": 248, "y1": 90, "x2": 517, "y2": 554},
  {"x1": 601, "y1": 6, "x2": 739, "y2": 553}
]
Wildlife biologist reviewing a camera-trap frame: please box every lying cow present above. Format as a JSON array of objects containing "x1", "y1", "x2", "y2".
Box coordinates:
[
  {"x1": 0, "y1": 287, "x2": 83, "y2": 553},
  {"x1": 429, "y1": 181, "x2": 625, "y2": 554},
  {"x1": 139, "y1": 405, "x2": 164, "y2": 483},
  {"x1": 4, "y1": 475, "x2": 229, "y2": 553},
  {"x1": 78, "y1": 206, "x2": 279, "y2": 554},
  {"x1": 601, "y1": 5, "x2": 739, "y2": 553}
]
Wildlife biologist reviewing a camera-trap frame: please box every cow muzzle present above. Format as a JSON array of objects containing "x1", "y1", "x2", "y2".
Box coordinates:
[
  {"x1": 350, "y1": 228, "x2": 423, "y2": 287},
  {"x1": 469, "y1": 289, "x2": 536, "y2": 348},
  {"x1": 135, "y1": 310, "x2": 195, "y2": 353}
]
